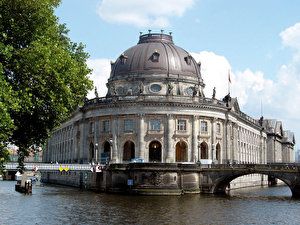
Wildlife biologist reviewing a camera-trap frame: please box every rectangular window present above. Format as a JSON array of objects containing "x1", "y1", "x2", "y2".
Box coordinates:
[
  {"x1": 177, "y1": 119, "x2": 187, "y2": 131},
  {"x1": 149, "y1": 119, "x2": 161, "y2": 131},
  {"x1": 124, "y1": 119, "x2": 134, "y2": 133},
  {"x1": 216, "y1": 123, "x2": 221, "y2": 134},
  {"x1": 201, "y1": 121, "x2": 208, "y2": 132},
  {"x1": 103, "y1": 120, "x2": 110, "y2": 133},
  {"x1": 89, "y1": 122, "x2": 94, "y2": 133}
]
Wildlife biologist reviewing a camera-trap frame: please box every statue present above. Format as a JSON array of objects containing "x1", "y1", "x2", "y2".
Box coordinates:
[
  {"x1": 193, "y1": 84, "x2": 198, "y2": 97},
  {"x1": 109, "y1": 84, "x2": 116, "y2": 96},
  {"x1": 139, "y1": 82, "x2": 144, "y2": 94},
  {"x1": 167, "y1": 82, "x2": 173, "y2": 95},
  {"x1": 212, "y1": 87, "x2": 216, "y2": 99},
  {"x1": 94, "y1": 86, "x2": 99, "y2": 98}
]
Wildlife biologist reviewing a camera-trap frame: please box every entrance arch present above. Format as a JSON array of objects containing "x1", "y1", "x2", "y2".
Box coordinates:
[
  {"x1": 149, "y1": 141, "x2": 162, "y2": 162},
  {"x1": 200, "y1": 142, "x2": 208, "y2": 159},
  {"x1": 89, "y1": 142, "x2": 94, "y2": 162},
  {"x1": 103, "y1": 141, "x2": 111, "y2": 161},
  {"x1": 216, "y1": 143, "x2": 221, "y2": 162},
  {"x1": 176, "y1": 141, "x2": 188, "y2": 162},
  {"x1": 123, "y1": 141, "x2": 135, "y2": 161}
]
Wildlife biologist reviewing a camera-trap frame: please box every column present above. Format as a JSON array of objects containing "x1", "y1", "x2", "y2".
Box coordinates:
[
  {"x1": 192, "y1": 115, "x2": 199, "y2": 162},
  {"x1": 211, "y1": 118, "x2": 216, "y2": 161},
  {"x1": 138, "y1": 114, "x2": 145, "y2": 159},
  {"x1": 111, "y1": 117, "x2": 118, "y2": 163},
  {"x1": 166, "y1": 114, "x2": 174, "y2": 163}
]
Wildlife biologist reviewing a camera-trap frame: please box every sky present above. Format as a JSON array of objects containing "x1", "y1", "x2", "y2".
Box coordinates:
[{"x1": 56, "y1": 0, "x2": 300, "y2": 150}]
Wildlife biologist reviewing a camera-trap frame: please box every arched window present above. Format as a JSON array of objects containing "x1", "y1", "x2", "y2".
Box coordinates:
[
  {"x1": 123, "y1": 141, "x2": 135, "y2": 161},
  {"x1": 176, "y1": 141, "x2": 188, "y2": 162},
  {"x1": 216, "y1": 143, "x2": 221, "y2": 162},
  {"x1": 149, "y1": 141, "x2": 162, "y2": 162},
  {"x1": 103, "y1": 141, "x2": 111, "y2": 163},
  {"x1": 200, "y1": 142, "x2": 208, "y2": 159},
  {"x1": 89, "y1": 142, "x2": 94, "y2": 162}
]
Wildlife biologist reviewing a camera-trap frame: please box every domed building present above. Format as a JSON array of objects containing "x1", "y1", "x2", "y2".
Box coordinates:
[
  {"x1": 42, "y1": 33, "x2": 295, "y2": 192},
  {"x1": 44, "y1": 32, "x2": 268, "y2": 166}
]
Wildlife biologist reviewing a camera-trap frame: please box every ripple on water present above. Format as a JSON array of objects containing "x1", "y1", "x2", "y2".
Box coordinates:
[{"x1": 1, "y1": 181, "x2": 300, "y2": 225}]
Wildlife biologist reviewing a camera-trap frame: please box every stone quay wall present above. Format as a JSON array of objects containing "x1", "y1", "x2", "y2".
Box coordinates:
[{"x1": 41, "y1": 163, "x2": 267, "y2": 195}]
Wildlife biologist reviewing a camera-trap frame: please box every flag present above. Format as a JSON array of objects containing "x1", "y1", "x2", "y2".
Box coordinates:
[{"x1": 228, "y1": 69, "x2": 231, "y2": 83}]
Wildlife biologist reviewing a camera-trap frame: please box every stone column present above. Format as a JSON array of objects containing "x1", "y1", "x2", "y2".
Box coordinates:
[
  {"x1": 111, "y1": 117, "x2": 118, "y2": 163},
  {"x1": 226, "y1": 121, "x2": 231, "y2": 163},
  {"x1": 166, "y1": 114, "x2": 174, "y2": 163},
  {"x1": 138, "y1": 114, "x2": 145, "y2": 159},
  {"x1": 211, "y1": 118, "x2": 216, "y2": 161},
  {"x1": 192, "y1": 115, "x2": 199, "y2": 162},
  {"x1": 232, "y1": 123, "x2": 238, "y2": 162}
]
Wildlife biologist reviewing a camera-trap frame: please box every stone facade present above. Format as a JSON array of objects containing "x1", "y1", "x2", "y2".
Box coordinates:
[
  {"x1": 263, "y1": 119, "x2": 295, "y2": 163},
  {"x1": 43, "y1": 33, "x2": 295, "y2": 191}
]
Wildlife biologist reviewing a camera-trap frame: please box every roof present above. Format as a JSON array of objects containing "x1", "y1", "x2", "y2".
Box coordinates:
[{"x1": 109, "y1": 33, "x2": 203, "y2": 83}]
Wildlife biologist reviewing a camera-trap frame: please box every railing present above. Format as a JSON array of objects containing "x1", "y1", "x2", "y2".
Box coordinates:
[
  {"x1": 4, "y1": 162, "x2": 93, "y2": 171},
  {"x1": 209, "y1": 163, "x2": 300, "y2": 172},
  {"x1": 84, "y1": 95, "x2": 260, "y2": 126}
]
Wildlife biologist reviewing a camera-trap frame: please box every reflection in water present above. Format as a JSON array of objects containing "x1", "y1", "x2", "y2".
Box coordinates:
[{"x1": 1, "y1": 181, "x2": 300, "y2": 225}]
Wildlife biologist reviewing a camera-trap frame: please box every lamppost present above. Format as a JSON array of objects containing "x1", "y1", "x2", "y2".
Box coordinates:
[
  {"x1": 95, "y1": 143, "x2": 98, "y2": 164},
  {"x1": 109, "y1": 138, "x2": 113, "y2": 164}
]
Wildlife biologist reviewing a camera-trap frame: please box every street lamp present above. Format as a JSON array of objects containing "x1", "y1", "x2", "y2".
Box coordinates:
[
  {"x1": 95, "y1": 143, "x2": 98, "y2": 163},
  {"x1": 109, "y1": 138, "x2": 113, "y2": 163}
]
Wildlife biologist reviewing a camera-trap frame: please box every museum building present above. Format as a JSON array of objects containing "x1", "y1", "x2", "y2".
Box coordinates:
[{"x1": 43, "y1": 32, "x2": 295, "y2": 171}]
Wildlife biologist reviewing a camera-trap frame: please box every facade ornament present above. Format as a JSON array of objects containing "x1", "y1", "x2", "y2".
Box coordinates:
[
  {"x1": 193, "y1": 84, "x2": 198, "y2": 97},
  {"x1": 167, "y1": 82, "x2": 173, "y2": 95},
  {"x1": 94, "y1": 86, "x2": 99, "y2": 98},
  {"x1": 139, "y1": 82, "x2": 144, "y2": 94},
  {"x1": 212, "y1": 87, "x2": 216, "y2": 99},
  {"x1": 127, "y1": 87, "x2": 133, "y2": 95}
]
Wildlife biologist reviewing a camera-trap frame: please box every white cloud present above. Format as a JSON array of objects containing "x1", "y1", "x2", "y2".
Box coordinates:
[
  {"x1": 190, "y1": 22, "x2": 300, "y2": 147},
  {"x1": 191, "y1": 51, "x2": 231, "y2": 99},
  {"x1": 280, "y1": 22, "x2": 300, "y2": 50},
  {"x1": 86, "y1": 58, "x2": 111, "y2": 99},
  {"x1": 97, "y1": 0, "x2": 195, "y2": 27}
]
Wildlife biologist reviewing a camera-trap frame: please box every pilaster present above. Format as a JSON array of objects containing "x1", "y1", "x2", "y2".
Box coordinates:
[{"x1": 192, "y1": 115, "x2": 199, "y2": 162}]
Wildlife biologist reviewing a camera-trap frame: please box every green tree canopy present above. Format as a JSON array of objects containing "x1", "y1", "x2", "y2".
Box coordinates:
[{"x1": 0, "y1": 0, "x2": 93, "y2": 170}]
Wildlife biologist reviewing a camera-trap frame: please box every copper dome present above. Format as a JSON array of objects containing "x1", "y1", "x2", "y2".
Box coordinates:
[{"x1": 109, "y1": 33, "x2": 203, "y2": 83}]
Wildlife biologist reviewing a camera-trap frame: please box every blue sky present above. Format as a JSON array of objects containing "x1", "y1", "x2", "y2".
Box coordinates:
[{"x1": 56, "y1": 0, "x2": 300, "y2": 150}]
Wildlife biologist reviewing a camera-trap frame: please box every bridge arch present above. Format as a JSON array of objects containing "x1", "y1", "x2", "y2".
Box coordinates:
[{"x1": 210, "y1": 170, "x2": 296, "y2": 197}]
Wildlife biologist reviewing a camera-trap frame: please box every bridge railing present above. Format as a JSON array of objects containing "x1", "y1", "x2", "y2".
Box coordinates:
[
  {"x1": 210, "y1": 163, "x2": 300, "y2": 172},
  {"x1": 4, "y1": 162, "x2": 93, "y2": 171}
]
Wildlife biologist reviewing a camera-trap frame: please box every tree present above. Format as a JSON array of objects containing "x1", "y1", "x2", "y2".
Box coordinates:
[{"x1": 0, "y1": 0, "x2": 93, "y2": 170}]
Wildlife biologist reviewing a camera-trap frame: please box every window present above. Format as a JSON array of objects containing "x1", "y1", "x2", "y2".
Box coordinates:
[
  {"x1": 124, "y1": 119, "x2": 134, "y2": 133},
  {"x1": 103, "y1": 120, "x2": 110, "y2": 133},
  {"x1": 119, "y1": 54, "x2": 128, "y2": 64},
  {"x1": 89, "y1": 122, "x2": 94, "y2": 133},
  {"x1": 201, "y1": 121, "x2": 208, "y2": 132},
  {"x1": 177, "y1": 119, "x2": 187, "y2": 131},
  {"x1": 216, "y1": 123, "x2": 221, "y2": 134},
  {"x1": 184, "y1": 55, "x2": 192, "y2": 65},
  {"x1": 150, "y1": 84, "x2": 162, "y2": 92},
  {"x1": 149, "y1": 119, "x2": 161, "y2": 131},
  {"x1": 150, "y1": 51, "x2": 160, "y2": 62}
]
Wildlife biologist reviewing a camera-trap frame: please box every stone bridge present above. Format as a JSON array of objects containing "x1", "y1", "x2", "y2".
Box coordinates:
[
  {"x1": 4, "y1": 162, "x2": 300, "y2": 197},
  {"x1": 200, "y1": 163, "x2": 300, "y2": 198}
]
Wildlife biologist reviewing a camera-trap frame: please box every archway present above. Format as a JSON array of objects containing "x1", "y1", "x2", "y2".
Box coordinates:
[
  {"x1": 216, "y1": 143, "x2": 221, "y2": 162},
  {"x1": 211, "y1": 172, "x2": 293, "y2": 197},
  {"x1": 123, "y1": 141, "x2": 135, "y2": 161},
  {"x1": 149, "y1": 141, "x2": 162, "y2": 162},
  {"x1": 103, "y1": 141, "x2": 111, "y2": 162},
  {"x1": 89, "y1": 142, "x2": 94, "y2": 162},
  {"x1": 176, "y1": 141, "x2": 188, "y2": 162},
  {"x1": 200, "y1": 142, "x2": 208, "y2": 159}
]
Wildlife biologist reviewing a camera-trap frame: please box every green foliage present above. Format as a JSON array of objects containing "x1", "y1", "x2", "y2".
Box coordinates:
[{"x1": 0, "y1": 0, "x2": 93, "y2": 170}]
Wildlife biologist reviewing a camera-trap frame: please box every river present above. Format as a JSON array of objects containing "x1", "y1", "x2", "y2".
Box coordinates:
[{"x1": 0, "y1": 181, "x2": 299, "y2": 225}]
